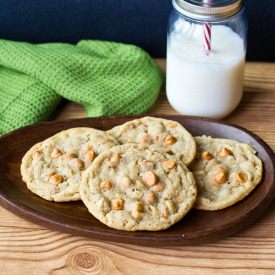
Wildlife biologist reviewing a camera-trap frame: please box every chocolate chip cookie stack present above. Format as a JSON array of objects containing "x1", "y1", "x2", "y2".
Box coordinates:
[{"x1": 21, "y1": 117, "x2": 263, "y2": 231}]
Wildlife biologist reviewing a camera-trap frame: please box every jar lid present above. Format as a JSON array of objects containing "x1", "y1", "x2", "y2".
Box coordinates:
[{"x1": 172, "y1": 0, "x2": 244, "y2": 21}]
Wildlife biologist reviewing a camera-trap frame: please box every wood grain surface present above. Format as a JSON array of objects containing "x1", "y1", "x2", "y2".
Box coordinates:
[{"x1": 1, "y1": 60, "x2": 275, "y2": 274}]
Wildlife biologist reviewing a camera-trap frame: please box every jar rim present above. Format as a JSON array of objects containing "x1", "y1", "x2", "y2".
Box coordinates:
[{"x1": 172, "y1": 0, "x2": 244, "y2": 21}]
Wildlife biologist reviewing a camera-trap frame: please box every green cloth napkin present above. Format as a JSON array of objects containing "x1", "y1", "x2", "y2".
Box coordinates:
[{"x1": 0, "y1": 40, "x2": 163, "y2": 135}]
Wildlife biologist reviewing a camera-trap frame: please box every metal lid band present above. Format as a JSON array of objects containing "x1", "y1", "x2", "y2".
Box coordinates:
[{"x1": 172, "y1": 0, "x2": 243, "y2": 21}]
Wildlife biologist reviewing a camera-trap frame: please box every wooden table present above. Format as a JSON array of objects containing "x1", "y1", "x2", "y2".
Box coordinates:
[{"x1": 1, "y1": 60, "x2": 275, "y2": 274}]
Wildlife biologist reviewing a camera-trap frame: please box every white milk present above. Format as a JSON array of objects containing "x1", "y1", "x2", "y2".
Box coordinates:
[{"x1": 166, "y1": 22, "x2": 245, "y2": 119}]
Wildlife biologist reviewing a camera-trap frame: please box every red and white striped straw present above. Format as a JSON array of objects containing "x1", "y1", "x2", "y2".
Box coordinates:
[
  {"x1": 203, "y1": 0, "x2": 212, "y2": 55},
  {"x1": 203, "y1": 22, "x2": 212, "y2": 55}
]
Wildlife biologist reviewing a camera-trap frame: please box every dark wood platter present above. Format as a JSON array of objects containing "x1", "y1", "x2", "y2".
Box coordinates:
[{"x1": 0, "y1": 115, "x2": 274, "y2": 246}]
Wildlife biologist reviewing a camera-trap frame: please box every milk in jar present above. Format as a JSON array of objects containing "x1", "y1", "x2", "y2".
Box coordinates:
[{"x1": 167, "y1": 0, "x2": 247, "y2": 119}]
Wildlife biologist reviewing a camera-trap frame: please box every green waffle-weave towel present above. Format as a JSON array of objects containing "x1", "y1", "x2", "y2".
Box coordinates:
[{"x1": 0, "y1": 39, "x2": 163, "y2": 135}]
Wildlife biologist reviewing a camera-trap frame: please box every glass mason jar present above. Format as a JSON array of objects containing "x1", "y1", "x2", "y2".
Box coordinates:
[{"x1": 166, "y1": 0, "x2": 247, "y2": 119}]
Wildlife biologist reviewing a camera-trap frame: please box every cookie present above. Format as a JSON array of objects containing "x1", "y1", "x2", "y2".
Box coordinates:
[
  {"x1": 190, "y1": 136, "x2": 263, "y2": 211},
  {"x1": 21, "y1": 128, "x2": 118, "y2": 202},
  {"x1": 80, "y1": 145, "x2": 197, "y2": 231},
  {"x1": 108, "y1": 116, "x2": 196, "y2": 166}
]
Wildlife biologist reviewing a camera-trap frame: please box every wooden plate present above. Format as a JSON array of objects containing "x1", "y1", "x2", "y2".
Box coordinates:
[{"x1": 0, "y1": 115, "x2": 274, "y2": 246}]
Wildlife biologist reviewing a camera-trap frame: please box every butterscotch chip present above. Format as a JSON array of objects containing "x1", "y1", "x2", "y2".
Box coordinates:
[
  {"x1": 144, "y1": 191, "x2": 157, "y2": 205},
  {"x1": 111, "y1": 199, "x2": 124, "y2": 210},
  {"x1": 107, "y1": 117, "x2": 196, "y2": 166},
  {"x1": 80, "y1": 145, "x2": 197, "y2": 231},
  {"x1": 49, "y1": 174, "x2": 63, "y2": 184},
  {"x1": 164, "y1": 135, "x2": 177, "y2": 146},
  {"x1": 201, "y1": 151, "x2": 214, "y2": 160},
  {"x1": 20, "y1": 128, "x2": 118, "y2": 202},
  {"x1": 162, "y1": 207, "x2": 170, "y2": 218},
  {"x1": 191, "y1": 136, "x2": 263, "y2": 211},
  {"x1": 236, "y1": 172, "x2": 248, "y2": 184},
  {"x1": 135, "y1": 202, "x2": 144, "y2": 212},
  {"x1": 70, "y1": 158, "x2": 84, "y2": 172},
  {"x1": 219, "y1": 148, "x2": 232, "y2": 157},
  {"x1": 151, "y1": 182, "x2": 165, "y2": 192},
  {"x1": 168, "y1": 122, "x2": 178, "y2": 128},
  {"x1": 214, "y1": 168, "x2": 228, "y2": 184},
  {"x1": 33, "y1": 150, "x2": 42, "y2": 160},
  {"x1": 109, "y1": 153, "x2": 120, "y2": 167},
  {"x1": 51, "y1": 148, "x2": 62, "y2": 158},
  {"x1": 85, "y1": 149, "x2": 96, "y2": 164},
  {"x1": 142, "y1": 171, "x2": 158, "y2": 186},
  {"x1": 100, "y1": 180, "x2": 112, "y2": 191},
  {"x1": 165, "y1": 200, "x2": 175, "y2": 213},
  {"x1": 162, "y1": 159, "x2": 176, "y2": 170}
]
